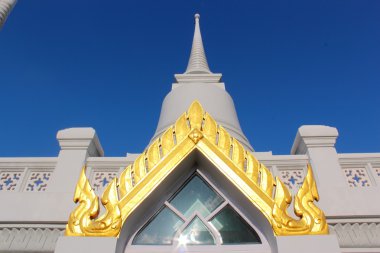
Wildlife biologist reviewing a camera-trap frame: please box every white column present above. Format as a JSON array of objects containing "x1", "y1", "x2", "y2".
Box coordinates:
[
  {"x1": 292, "y1": 126, "x2": 380, "y2": 217},
  {"x1": 48, "y1": 127, "x2": 104, "y2": 193},
  {"x1": 291, "y1": 125, "x2": 346, "y2": 213}
]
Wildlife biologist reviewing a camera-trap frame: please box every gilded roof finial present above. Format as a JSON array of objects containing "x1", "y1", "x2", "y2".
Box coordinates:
[{"x1": 185, "y1": 13, "x2": 212, "y2": 74}]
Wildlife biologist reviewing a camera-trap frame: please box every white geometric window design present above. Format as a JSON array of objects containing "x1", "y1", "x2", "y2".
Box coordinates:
[
  {"x1": 278, "y1": 169, "x2": 305, "y2": 191},
  {"x1": 90, "y1": 170, "x2": 118, "y2": 193},
  {"x1": 24, "y1": 171, "x2": 52, "y2": 192},
  {"x1": 343, "y1": 168, "x2": 372, "y2": 187},
  {"x1": 375, "y1": 168, "x2": 380, "y2": 179},
  {"x1": 132, "y1": 174, "x2": 261, "y2": 246},
  {"x1": 0, "y1": 171, "x2": 23, "y2": 191}
]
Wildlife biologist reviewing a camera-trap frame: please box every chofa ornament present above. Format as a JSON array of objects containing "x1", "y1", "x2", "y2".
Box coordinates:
[{"x1": 65, "y1": 101, "x2": 328, "y2": 237}]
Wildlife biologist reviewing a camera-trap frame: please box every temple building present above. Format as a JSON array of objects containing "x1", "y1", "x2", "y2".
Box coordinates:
[{"x1": 1, "y1": 12, "x2": 380, "y2": 253}]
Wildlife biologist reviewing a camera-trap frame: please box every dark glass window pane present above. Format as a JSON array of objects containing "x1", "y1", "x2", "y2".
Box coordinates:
[
  {"x1": 210, "y1": 205, "x2": 261, "y2": 244},
  {"x1": 179, "y1": 217, "x2": 215, "y2": 245},
  {"x1": 133, "y1": 207, "x2": 184, "y2": 245},
  {"x1": 170, "y1": 175, "x2": 224, "y2": 218}
]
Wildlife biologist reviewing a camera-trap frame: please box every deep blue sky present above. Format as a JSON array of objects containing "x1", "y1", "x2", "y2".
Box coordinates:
[{"x1": 0, "y1": 1, "x2": 379, "y2": 157}]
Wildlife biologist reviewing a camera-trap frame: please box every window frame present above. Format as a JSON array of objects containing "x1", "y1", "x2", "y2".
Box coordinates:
[{"x1": 125, "y1": 169, "x2": 271, "y2": 253}]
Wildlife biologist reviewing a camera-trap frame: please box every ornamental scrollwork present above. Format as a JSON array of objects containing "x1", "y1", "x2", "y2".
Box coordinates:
[{"x1": 65, "y1": 101, "x2": 328, "y2": 237}]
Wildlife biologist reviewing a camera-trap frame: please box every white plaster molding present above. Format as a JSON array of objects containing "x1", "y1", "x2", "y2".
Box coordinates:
[
  {"x1": 291, "y1": 125, "x2": 339, "y2": 155},
  {"x1": 0, "y1": 157, "x2": 57, "y2": 168},
  {"x1": 86, "y1": 157, "x2": 131, "y2": 168},
  {"x1": 256, "y1": 154, "x2": 309, "y2": 167},
  {"x1": 329, "y1": 222, "x2": 380, "y2": 248},
  {"x1": 276, "y1": 235, "x2": 341, "y2": 253},
  {"x1": 125, "y1": 153, "x2": 140, "y2": 160},
  {"x1": 174, "y1": 74, "x2": 222, "y2": 84},
  {"x1": 0, "y1": 193, "x2": 75, "y2": 222},
  {"x1": 250, "y1": 151, "x2": 273, "y2": 158},
  {"x1": 0, "y1": 226, "x2": 64, "y2": 252},
  {"x1": 254, "y1": 153, "x2": 308, "y2": 160},
  {"x1": 55, "y1": 236, "x2": 117, "y2": 253},
  {"x1": 57, "y1": 127, "x2": 104, "y2": 157},
  {"x1": 327, "y1": 218, "x2": 380, "y2": 224},
  {"x1": 341, "y1": 248, "x2": 380, "y2": 252},
  {"x1": 339, "y1": 153, "x2": 380, "y2": 165}
]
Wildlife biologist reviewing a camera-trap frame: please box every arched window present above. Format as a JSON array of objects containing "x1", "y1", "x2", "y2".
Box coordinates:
[{"x1": 125, "y1": 172, "x2": 271, "y2": 253}]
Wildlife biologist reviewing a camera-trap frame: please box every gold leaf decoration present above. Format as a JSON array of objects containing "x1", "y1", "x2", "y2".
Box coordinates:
[
  {"x1": 66, "y1": 100, "x2": 328, "y2": 237},
  {"x1": 65, "y1": 167, "x2": 121, "y2": 236},
  {"x1": 259, "y1": 164, "x2": 275, "y2": 198},
  {"x1": 246, "y1": 152, "x2": 260, "y2": 183},
  {"x1": 202, "y1": 113, "x2": 217, "y2": 142},
  {"x1": 132, "y1": 155, "x2": 145, "y2": 183},
  {"x1": 217, "y1": 126, "x2": 231, "y2": 156},
  {"x1": 160, "y1": 127, "x2": 175, "y2": 157},
  {"x1": 174, "y1": 113, "x2": 189, "y2": 143},
  {"x1": 118, "y1": 165, "x2": 133, "y2": 199},
  {"x1": 272, "y1": 177, "x2": 294, "y2": 230},
  {"x1": 84, "y1": 178, "x2": 122, "y2": 236},
  {"x1": 294, "y1": 164, "x2": 328, "y2": 234},
  {"x1": 231, "y1": 139, "x2": 245, "y2": 171},
  {"x1": 66, "y1": 167, "x2": 99, "y2": 236},
  {"x1": 146, "y1": 139, "x2": 160, "y2": 171},
  {"x1": 187, "y1": 99, "x2": 204, "y2": 130},
  {"x1": 271, "y1": 165, "x2": 328, "y2": 235}
]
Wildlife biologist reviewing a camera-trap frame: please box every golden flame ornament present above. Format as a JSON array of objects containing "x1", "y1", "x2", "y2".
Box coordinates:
[
  {"x1": 65, "y1": 101, "x2": 328, "y2": 237},
  {"x1": 65, "y1": 168, "x2": 121, "y2": 236}
]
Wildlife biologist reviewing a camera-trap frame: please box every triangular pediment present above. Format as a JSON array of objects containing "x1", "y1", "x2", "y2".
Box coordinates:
[{"x1": 65, "y1": 101, "x2": 328, "y2": 237}]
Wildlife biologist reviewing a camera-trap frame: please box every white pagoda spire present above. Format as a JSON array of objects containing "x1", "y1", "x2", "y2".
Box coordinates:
[
  {"x1": 153, "y1": 14, "x2": 254, "y2": 151},
  {"x1": 185, "y1": 14, "x2": 212, "y2": 74},
  {"x1": 0, "y1": 0, "x2": 17, "y2": 29}
]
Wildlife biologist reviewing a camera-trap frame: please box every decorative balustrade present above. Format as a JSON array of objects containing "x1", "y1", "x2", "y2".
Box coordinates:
[
  {"x1": 339, "y1": 153, "x2": 380, "y2": 188},
  {"x1": 1, "y1": 153, "x2": 379, "y2": 192},
  {"x1": 86, "y1": 157, "x2": 134, "y2": 194},
  {"x1": 0, "y1": 158, "x2": 56, "y2": 192},
  {"x1": 86, "y1": 154, "x2": 313, "y2": 194},
  {"x1": 257, "y1": 153, "x2": 309, "y2": 192}
]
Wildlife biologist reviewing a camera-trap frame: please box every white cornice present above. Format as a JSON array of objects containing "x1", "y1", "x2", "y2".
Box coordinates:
[
  {"x1": 57, "y1": 128, "x2": 104, "y2": 157},
  {"x1": 291, "y1": 125, "x2": 339, "y2": 154}
]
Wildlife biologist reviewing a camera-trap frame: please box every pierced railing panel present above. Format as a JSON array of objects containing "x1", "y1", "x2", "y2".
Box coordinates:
[
  {"x1": 0, "y1": 158, "x2": 57, "y2": 192},
  {"x1": 339, "y1": 153, "x2": 380, "y2": 188}
]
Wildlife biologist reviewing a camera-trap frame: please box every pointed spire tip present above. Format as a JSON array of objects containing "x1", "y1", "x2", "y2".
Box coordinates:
[{"x1": 185, "y1": 13, "x2": 211, "y2": 74}]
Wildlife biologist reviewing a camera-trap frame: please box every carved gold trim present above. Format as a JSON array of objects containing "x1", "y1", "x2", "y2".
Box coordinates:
[{"x1": 65, "y1": 101, "x2": 328, "y2": 237}]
